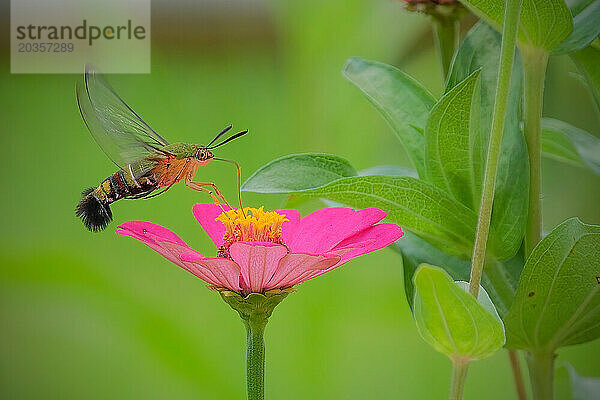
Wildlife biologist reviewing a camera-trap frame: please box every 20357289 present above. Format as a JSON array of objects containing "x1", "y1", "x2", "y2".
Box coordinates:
[{"x1": 17, "y1": 42, "x2": 74, "y2": 52}]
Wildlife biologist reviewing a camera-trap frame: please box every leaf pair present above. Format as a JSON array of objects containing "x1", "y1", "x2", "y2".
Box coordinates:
[
  {"x1": 461, "y1": 0, "x2": 600, "y2": 54},
  {"x1": 461, "y1": 0, "x2": 600, "y2": 125}
]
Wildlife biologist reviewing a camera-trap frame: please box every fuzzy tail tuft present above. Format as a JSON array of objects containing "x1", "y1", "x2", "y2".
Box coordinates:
[{"x1": 76, "y1": 188, "x2": 113, "y2": 232}]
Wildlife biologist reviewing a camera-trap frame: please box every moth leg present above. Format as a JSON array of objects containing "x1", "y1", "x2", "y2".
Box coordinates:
[{"x1": 185, "y1": 180, "x2": 231, "y2": 208}]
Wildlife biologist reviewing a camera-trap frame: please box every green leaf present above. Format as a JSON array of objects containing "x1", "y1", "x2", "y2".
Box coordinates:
[
  {"x1": 542, "y1": 118, "x2": 600, "y2": 175},
  {"x1": 342, "y1": 57, "x2": 436, "y2": 176},
  {"x1": 571, "y1": 45, "x2": 600, "y2": 115},
  {"x1": 425, "y1": 70, "x2": 483, "y2": 208},
  {"x1": 395, "y1": 233, "x2": 524, "y2": 317},
  {"x1": 459, "y1": 0, "x2": 573, "y2": 51},
  {"x1": 241, "y1": 153, "x2": 356, "y2": 193},
  {"x1": 300, "y1": 175, "x2": 479, "y2": 259},
  {"x1": 565, "y1": 363, "x2": 600, "y2": 400},
  {"x1": 412, "y1": 264, "x2": 505, "y2": 361},
  {"x1": 505, "y1": 218, "x2": 600, "y2": 351},
  {"x1": 553, "y1": 0, "x2": 600, "y2": 54},
  {"x1": 446, "y1": 22, "x2": 529, "y2": 260},
  {"x1": 358, "y1": 165, "x2": 418, "y2": 178}
]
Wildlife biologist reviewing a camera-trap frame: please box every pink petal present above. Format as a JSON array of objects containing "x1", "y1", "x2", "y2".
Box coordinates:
[
  {"x1": 117, "y1": 221, "x2": 188, "y2": 246},
  {"x1": 229, "y1": 242, "x2": 288, "y2": 293},
  {"x1": 264, "y1": 252, "x2": 340, "y2": 290},
  {"x1": 286, "y1": 208, "x2": 387, "y2": 254},
  {"x1": 116, "y1": 221, "x2": 196, "y2": 264},
  {"x1": 116, "y1": 221, "x2": 226, "y2": 287},
  {"x1": 193, "y1": 203, "x2": 231, "y2": 248},
  {"x1": 180, "y1": 252, "x2": 242, "y2": 292},
  {"x1": 333, "y1": 223, "x2": 403, "y2": 258},
  {"x1": 308, "y1": 223, "x2": 404, "y2": 280},
  {"x1": 277, "y1": 209, "x2": 301, "y2": 245}
]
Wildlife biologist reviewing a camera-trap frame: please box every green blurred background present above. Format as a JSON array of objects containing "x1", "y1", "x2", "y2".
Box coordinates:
[{"x1": 1, "y1": 1, "x2": 599, "y2": 398}]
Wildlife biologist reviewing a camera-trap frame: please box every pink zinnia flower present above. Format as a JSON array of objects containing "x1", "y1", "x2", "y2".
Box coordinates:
[{"x1": 116, "y1": 204, "x2": 403, "y2": 295}]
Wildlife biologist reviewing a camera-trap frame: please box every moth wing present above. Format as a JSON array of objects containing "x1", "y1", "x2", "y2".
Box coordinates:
[{"x1": 77, "y1": 65, "x2": 170, "y2": 172}]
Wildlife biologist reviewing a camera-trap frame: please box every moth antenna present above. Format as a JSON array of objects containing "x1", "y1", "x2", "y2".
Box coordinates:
[
  {"x1": 207, "y1": 129, "x2": 248, "y2": 149},
  {"x1": 207, "y1": 124, "x2": 233, "y2": 147}
]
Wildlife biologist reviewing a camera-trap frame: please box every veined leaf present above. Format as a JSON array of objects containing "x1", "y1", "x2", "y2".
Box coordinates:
[
  {"x1": 505, "y1": 218, "x2": 600, "y2": 351},
  {"x1": 553, "y1": 0, "x2": 600, "y2": 54},
  {"x1": 446, "y1": 22, "x2": 529, "y2": 260},
  {"x1": 413, "y1": 264, "x2": 505, "y2": 361},
  {"x1": 459, "y1": 0, "x2": 573, "y2": 51},
  {"x1": 342, "y1": 57, "x2": 436, "y2": 177},
  {"x1": 243, "y1": 154, "x2": 505, "y2": 260},
  {"x1": 571, "y1": 45, "x2": 600, "y2": 115},
  {"x1": 300, "y1": 175, "x2": 479, "y2": 259},
  {"x1": 425, "y1": 70, "x2": 482, "y2": 209},
  {"x1": 395, "y1": 233, "x2": 523, "y2": 317},
  {"x1": 241, "y1": 153, "x2": 356, "y2": 193},
  {"x1": 542, "y1": 118, "x2": 600, "y2": 175}
]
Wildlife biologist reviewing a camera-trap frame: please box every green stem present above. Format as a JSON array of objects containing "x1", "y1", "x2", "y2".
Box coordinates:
[
  {"x1": 526, "y1": 351, "x2": 555, "y2": 400},
  {"x1": 245, "y1": 317, "x2": 267, "y2": 400},
  {"x1": 431, "y1": 15, "x2": 460, "y2": 81},
  {"x1": 522, "y1": 46, "x2": 549, "y2": 256},
  {"x1": 219, "y1": 290, "x2": 291, "y2": 400},
  {"x1": 449, "y1": 360, "x2": 469, "y2": 400},
  {"x1": 468, "y1": 0, "x2": 522, "y2": 298}
]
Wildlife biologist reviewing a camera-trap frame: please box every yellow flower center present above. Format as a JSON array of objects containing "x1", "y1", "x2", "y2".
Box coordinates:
[{"x1": 215, "y1": 207, "x2": 288, "y2": 256}]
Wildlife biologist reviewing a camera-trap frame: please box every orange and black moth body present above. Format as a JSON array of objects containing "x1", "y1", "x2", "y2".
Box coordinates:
[
  {"x1": 97, "y1": 169, "x2": 157, "y2": 202},
  {"x1": 76, "y1": 167, "x2": 158, "y2": 232}
]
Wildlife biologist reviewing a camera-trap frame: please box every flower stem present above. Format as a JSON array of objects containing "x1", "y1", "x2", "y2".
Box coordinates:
[
  {"x1": 521, "y1": 46, "x2": 549, "y2": 256},
  {"x1": 431, "y1": 14, "x2": 460, "y2": 81},
  {"x1": 468, "y1": 0, "x2": 522, "y2": 298},
  {"x1": 526, "y1": 351, "x2": 555, "y2": 400},
  {"x1": 508, "y1": 350, "x2": 528, "y2": 400},
  {"x1": 449, "y1": 359, "x2": 469, "y2": 400},
  {"x1": 245, "y1": 317, "x2": 267, "y2": 400},
  {"x1": 219, "y1": 290, "x2": 292, "y2": 400}
]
